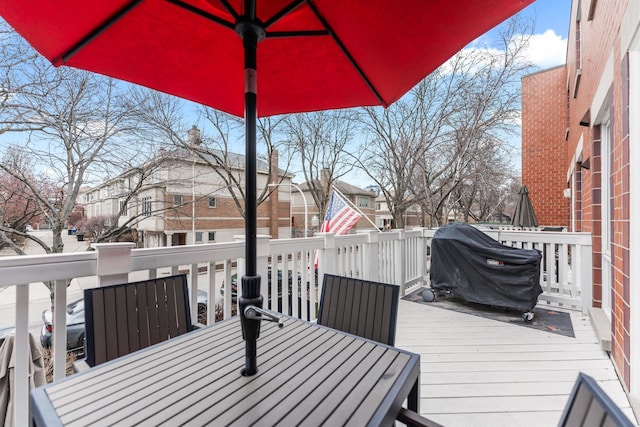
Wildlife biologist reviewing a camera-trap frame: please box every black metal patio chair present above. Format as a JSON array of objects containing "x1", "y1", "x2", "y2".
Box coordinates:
[
  {"x1": 558, "y1": 372, "x2": 635, "y2": 427},
  {"x1": 317, "y1": 274, "x2": 399, "y2": 345},
  {"x1": 75, "y1": 274, "x2": 200, "y2": 370},
  {"x1": 317, "y1": 274, "x2": 444, "y2": 426}
]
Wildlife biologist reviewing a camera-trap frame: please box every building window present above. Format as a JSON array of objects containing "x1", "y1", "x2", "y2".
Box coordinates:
[
  {"x1": 208, "y1": 231, "x2": 216, "y2": 242},
  {"x1": 195, "y1": 232, "x2": 203, "y2": 243},
  {"x1": 208, "y1": 197, "x2": 217, "y2": 208},
  {"x1": 119, "y1": 201, "x2": 128, "y2": 217},
  {"x1": 142, "y1": 196, "x2": 152, "y2": 217},
  {"x1": 358, "y1": 197, "x2": 369, "y2": 208},
  {"x1": 174, "y1": 195, "x2": 183, "y2": 206}
]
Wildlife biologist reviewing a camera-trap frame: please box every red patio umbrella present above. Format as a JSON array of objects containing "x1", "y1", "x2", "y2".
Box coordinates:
[{"x1": 0, "y1": 0, "x2": 534, "y2": 375}]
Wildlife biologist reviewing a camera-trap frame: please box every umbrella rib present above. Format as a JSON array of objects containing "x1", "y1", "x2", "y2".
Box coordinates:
[
  {"x1": 263, "y1": 0, "x2": 307, "y2": 29},
  {"x1": 219, "y1": 0, "x2": 240, "y2": 21},
  {"x1": 266, "y1": 30, "x2": 329, "y2": 38},
  {"x1": 167, "y1": 0, "x2": 236, "y2": 31},
  {"x1": 59, "y1": 0, "x2": 144, "y2": 63},
  {"x1": 305, "y1": 1, "x2": 385, "y2": 106}
]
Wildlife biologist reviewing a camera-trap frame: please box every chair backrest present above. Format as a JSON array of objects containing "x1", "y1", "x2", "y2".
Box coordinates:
[
  {"x1": 317, "y1": 274, "x2": 399, "y2": 346},
  {"x1": 558, "y1": 373, "x2": 635, "y2": 427},
  {"x1": 84, "y1": 274, "x2": 194, "y2": 367}
]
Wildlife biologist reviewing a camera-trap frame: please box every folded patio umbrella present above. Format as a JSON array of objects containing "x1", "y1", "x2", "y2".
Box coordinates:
[
  {"x1": 512, "y1": 184, "x2": 539, "y2": 228},
  {"x1": 0, "y1": 0, "x2": 534, "y2": 375}
]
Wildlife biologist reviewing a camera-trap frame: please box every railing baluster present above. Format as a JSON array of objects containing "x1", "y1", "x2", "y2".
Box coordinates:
[
  {"x1": 14, "y1": 284, "x2": 29, "y2": 426},
  {"x1": 53, "y1": 279, "x2": 67, "y2": 381}
]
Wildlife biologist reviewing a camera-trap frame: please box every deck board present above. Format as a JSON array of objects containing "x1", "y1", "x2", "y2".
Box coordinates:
[{"x1": 395, "y1": 299, "x2": 638, "y2": 427}]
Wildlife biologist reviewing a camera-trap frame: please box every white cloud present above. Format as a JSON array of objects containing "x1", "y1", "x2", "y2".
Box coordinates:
[{"x1": 520, "y1": 29, "x2": 567, "y2": 69}]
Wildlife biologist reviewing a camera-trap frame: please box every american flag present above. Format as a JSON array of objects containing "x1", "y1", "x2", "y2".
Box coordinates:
[{"x1": 320, "y1": 191, "x2": 362, "y2": 235}]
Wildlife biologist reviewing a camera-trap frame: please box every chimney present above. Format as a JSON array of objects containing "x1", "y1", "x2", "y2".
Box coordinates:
[
  {"x1": 188, "y1": 125, "x2": 201, "y2": 146},
  {"x1": 321, "y1": 168, "x2": 331, "y2": 190}
]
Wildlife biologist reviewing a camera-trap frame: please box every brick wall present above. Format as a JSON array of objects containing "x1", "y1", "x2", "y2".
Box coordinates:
[
  {"x1": 521, "y1": 66, "x2": 568, "y2": 227},
  {"x1": 164, "y1": 194, "x2": 290, "y2": 236},
  {"x1": 550, "y1": 0, "x2": 632, "y2": 392}
]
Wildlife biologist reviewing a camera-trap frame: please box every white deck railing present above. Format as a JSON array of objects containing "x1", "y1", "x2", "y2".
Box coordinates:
[{"x1": 0, "y1": 227, "x2": 592, "y2": 425}]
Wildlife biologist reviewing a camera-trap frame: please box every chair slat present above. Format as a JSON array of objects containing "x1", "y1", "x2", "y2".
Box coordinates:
[
  {"x1": 125, "y1": 283, "x2": 140, "y2": 353},
  {"x1": 146, "y1": 280, "x2": 161, "y2": 345},
  {"x1": 136, "y1": 282, "x2": 150, "y2": 349},
  {"x1": 103, "y1": 288, "x2": 118, "y2": 362},
  {"x1": 114, "y1": 285, "x2": 130, "y2": 357}
]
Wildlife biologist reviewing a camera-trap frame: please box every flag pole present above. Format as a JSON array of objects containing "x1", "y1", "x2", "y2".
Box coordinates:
[{"x1": 331, "y1": 187, "x2": 380, "y2": 231}]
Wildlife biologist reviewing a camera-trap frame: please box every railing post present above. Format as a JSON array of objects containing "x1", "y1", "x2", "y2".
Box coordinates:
[
  {"x1": 394, "y1": 229, "x2": 406, "y2": 293},
  {"x1": 235, "y1": 235, "x2": 246, "y2": 281},
  {"x1": 256, "y1": 234, "x2": 270, "y2": 279},
  {"x1": 319, "y1": 232, "x2": 336, "y2": 277},
  {"x1": 358, "y1": 230, "x2": 379, "y2": 282},
  {"x1": 579, "y1": 241, "x2": 593, "y2": 315},
  {"x1": 92, "y1": 242, "x2": 136, "y2": 286},
  {"x1": 415, "y1": 228, "x2": 425, "y2": 284}
]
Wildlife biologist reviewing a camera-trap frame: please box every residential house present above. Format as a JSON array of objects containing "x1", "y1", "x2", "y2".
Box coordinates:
[
  {"x1": 521, "y1": 0, "x2": 639, "y2": 409},
  {"x1": 85, "y1": 129, "x2": 293, "y2": 247},
  {"x1": 286, "y1": 178, "x2": 377, "y2": 235},
  {"x1": 374, "y1": 194, "x2": 422, "y2": 229}
]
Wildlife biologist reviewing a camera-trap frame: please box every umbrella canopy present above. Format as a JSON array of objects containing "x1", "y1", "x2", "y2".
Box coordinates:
[
  {"x1": 0, "y1": 0, "x2": 534, "y2": 375},
  {"x1": 0, "y1": 0, "x2": 533, "y2": 117},
  {"x1": 512, "y1": 185, "x2": 539, "y2": 228}
]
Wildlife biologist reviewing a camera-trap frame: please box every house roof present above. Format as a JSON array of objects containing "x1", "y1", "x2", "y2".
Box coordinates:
[{"x1": 297, "y1": 179, "x2": 375, "y2": 197}]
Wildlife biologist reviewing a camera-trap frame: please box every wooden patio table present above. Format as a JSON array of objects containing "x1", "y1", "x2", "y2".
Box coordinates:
[{"x1": 31, "y1": 313, "x2": 420, "y2": 426}]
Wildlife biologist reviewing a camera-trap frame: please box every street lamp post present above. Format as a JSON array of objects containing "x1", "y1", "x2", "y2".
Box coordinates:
[{"x1": 268, "y1": 183, "x2": 308, "y2": 237}]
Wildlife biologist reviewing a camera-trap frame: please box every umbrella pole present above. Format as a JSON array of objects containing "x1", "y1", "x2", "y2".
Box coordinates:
[{"x1": 238, "y1": 14, "x2": 263, "y2": 376}]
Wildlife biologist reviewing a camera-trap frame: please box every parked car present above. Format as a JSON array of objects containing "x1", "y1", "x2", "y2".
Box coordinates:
[
  {"x1": 220, "y1": 267, "x2": 290, "y2": 303},
  {"x1": 220, "y1": 267, "x2": 318, "y2": 319},
  {"x1": 40, "y1": 289, "x2": 208, "y2": 356},
  {"x1": 220, "y1": 267, "x2": 318, "y2": 303}
]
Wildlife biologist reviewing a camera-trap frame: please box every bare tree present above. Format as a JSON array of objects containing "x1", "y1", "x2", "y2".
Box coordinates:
[
  {"x1": 357, "y1": 69, "x2": 459, "y2": 228},
  {"x1": 0, "y1": 152, "x2": 49, "y2": 252},
  {"x1": 0, "y1": 25, "x2": 148, "y2": 256},
  {"x1": 135, "y1": 90, "x2": 295, "y2": 219},
  {"x1": 284, "y1": 109, "x2": 358, "y2": 218},
  {"x1": 358, "y1": 15, "x2": 534, "y2": 227}
]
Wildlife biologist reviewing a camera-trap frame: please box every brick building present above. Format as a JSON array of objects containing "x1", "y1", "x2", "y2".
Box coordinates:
[
  {"x1": 521, "y1": 0, "x2": 639, "y2": 407},
  {"x1": 521, "y1": 65, "x2": 569, "y2": 227},
  {"x1": 85, "y1": 140, "x2": 293, "y2": 248}
]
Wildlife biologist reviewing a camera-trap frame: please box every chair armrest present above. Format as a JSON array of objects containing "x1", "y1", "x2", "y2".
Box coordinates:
[
  {"x1": 72, "y1": 359, "x2": 92, "y2": 373},
  {"x1": 396, "y1": 408, "x2": 444, "y2": 427}
]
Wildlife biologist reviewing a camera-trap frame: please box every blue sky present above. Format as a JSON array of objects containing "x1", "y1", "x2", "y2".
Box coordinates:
[
  {"x1": 517, "y1": 0, "x2": 572, "y2": 68},
  {"x1": 528, "y1": 0, "x2": 572, "y2": 38}
]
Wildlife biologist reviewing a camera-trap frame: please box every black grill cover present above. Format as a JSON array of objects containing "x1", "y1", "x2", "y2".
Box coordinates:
[{"x1": 430, "y1": 223, "x2": 543, "y2": 312}]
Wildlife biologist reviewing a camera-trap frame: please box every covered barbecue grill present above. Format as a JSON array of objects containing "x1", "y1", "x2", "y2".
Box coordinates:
[{"x1": 427, "y1": 223, "x2": 543, "y2": 319}]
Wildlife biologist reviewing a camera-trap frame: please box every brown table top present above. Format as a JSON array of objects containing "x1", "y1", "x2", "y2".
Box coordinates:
[{"x1": 31, "y1": 314, "x2": 420, "y2": 426}]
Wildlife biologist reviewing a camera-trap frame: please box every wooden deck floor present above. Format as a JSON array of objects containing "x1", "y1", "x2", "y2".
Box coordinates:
[{"x1": 395, "y1": 299, "x2": 639, "y2": 427}]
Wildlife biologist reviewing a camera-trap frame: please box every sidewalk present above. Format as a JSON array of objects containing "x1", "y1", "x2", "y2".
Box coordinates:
[{"x1": 0, "y1": 230, "x2": 90, "y2": 329}]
